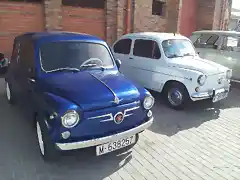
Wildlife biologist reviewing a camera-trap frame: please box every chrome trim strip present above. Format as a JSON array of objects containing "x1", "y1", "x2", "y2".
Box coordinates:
[
  {"x1": 191, "y1": 87, "x2": 230, "y2": 101},
  {"x1": 56, "y1": 117, "x2": 154, "y2": 151},
  {"x1": 88, "y1": 113, "x2": 113, "y2": 120},
  {"x1": 89, "y1": 72, "x2": 122, "y2": 104},
  {"x1": 88, "y1": 106, "x2": 140, "y2": 122}
]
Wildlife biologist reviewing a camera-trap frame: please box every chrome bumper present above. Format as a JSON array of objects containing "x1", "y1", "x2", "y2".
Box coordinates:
[
  {"x1": 55, "y1": 117, "x2": 153, "y2": 151},
  {"x1": 191, "y1": 86, "x2": 230, "y2": 101}
]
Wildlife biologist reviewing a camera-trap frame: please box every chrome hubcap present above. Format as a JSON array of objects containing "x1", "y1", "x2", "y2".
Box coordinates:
[
  {"x1": 168, "y1": 88, "x2": 183, "y2": 106},
  {"x1": 6, "y1": 82, "x2": 11, "y2": 101},
  {"x1": 36, "y1": 122, "x2": 44, "y2": 155}
]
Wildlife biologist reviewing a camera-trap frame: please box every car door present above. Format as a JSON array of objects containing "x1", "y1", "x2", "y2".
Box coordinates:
[
  {"x1": 17, "y1": 40, "x2": 37, "y2": 111},
  {"x1": 6, "y1": 40, "x2": 23, "y2": 102},
  {"x1": 216, "y1": 35, "x2": 240, "y2": 81},
  {"x1": 112, "y1": 38, "x2": 133, "y2": 76},
  {"x1": 127, "y1": 38, "x2": 162, "y2": 91},
  {"x1": 193, "y1": 33, "x2": 219, "y2": 61}
]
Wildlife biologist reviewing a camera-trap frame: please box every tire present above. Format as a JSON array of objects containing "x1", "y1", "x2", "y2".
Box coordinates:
[
  {"x1": 164, "y1": 82, "x2": 190, "y2": 110},
  {"x1": 36, "y1": 118, "x2": 60, "y2": 162},
  {"x1": 5, "y1": 81, "x2": 15, "y2": 105}
]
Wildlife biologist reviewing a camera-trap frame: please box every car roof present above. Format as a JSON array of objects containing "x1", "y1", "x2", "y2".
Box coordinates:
[
  {"x1": 15, "y1": 31, "x2": 105, "y2": 44},
  {"x1": 192, "y1": 30, "x2": 240, "y2": 36},
  {"x1": 120, "y1": 32, "x2": 189, "y2": 41}
]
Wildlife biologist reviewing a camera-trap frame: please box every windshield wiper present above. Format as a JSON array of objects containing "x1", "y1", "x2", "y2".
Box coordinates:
[
  {"x1": 168, "y1": 54, "x2": 183, "y2": 58},
  {"x1": 80, "y1": 63, "x2": 105, "y2": 71},
  {"x1": 49, "y1": 67, "x2": 80, "y2": 73},
  {"x1": 183, "y1": 53, "x2": 194, "y2": 57}
]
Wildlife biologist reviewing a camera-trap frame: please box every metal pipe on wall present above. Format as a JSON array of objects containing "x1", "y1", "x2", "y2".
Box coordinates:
[{"x1": 125, "y1": 0, "x2": 131, "y2": 34}]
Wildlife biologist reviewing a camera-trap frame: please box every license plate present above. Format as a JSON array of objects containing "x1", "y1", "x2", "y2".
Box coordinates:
[
  {"x1": 212, "y1": 91, "x2": 228, "y2": 103},
  {"x1": 96, "y1": 135, "x2": 136, "y2": 156}
]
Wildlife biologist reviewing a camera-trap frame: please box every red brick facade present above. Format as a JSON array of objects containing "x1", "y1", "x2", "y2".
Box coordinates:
[{"x1": 0, "y1": 0, "x2": 231, "y2": 56}]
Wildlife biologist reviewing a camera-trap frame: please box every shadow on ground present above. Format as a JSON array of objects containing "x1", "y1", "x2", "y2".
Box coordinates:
[{"x1": 148, "y1": 86, "x2": 240, "y2": 136}]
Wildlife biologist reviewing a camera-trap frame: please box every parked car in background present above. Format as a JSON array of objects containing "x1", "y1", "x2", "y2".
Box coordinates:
[
  {"x1": 2, "y1": 32, "x2": 154, "y2": 161},
  {"x1": 189, "y1": 30, "x2": 240, "y2": 83},
  {"x1": 112, "y1": 32, "x2": 232, "y2": 110}
]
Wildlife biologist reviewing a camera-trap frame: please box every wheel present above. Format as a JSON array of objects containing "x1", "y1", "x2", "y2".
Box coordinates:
[
  {"x1": 36, "y1": 118, "x2": 60, "y2": 161},
  {"x1": 5, "y1": 81, "x2": 15, "y2": 105},
  {"x1": 164, "y1": 82, "x2": 190, "y2": 110}
]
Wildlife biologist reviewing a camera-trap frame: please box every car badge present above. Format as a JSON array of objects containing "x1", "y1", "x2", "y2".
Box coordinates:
[
  {"x1": 114, "y1": 112, "x2": 124, "y2": 124},
  {"x1": 114, "y1": 96, "x2": 120, "y2": 104}
]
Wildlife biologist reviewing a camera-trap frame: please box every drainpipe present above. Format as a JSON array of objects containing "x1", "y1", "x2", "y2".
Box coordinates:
[{"x1": 125, "y1": 0, "x2": 131, "y2": 34}]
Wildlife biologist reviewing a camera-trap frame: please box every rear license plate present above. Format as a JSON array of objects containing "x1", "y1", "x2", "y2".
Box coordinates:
[
  {"x1": 96, "y1": 135, "x2": 136, "y2": 156},
  {"x1": 212, "y1": 91, "x2": 228, "y2": 103}
]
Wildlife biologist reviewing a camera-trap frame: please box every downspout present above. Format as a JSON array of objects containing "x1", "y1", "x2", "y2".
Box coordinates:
[{"x1": 125, "y1": 0, "x2": 131, "y2": 34}]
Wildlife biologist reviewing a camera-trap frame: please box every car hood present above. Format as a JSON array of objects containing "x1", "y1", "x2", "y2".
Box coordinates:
[
  {"x1": 40, "y1": 71, "x2": 140, "y2": 111},
  {"x1": 168, "y1": 56, "x2": 229, "y2": 75}
]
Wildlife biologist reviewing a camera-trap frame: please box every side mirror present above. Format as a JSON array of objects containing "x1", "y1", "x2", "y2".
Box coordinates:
[
  {"x1": 0, "y1": 56, "x2": 9, "y2": 74},
  {"x1": 115, "y1": 59, "x2": 121, "y2": 69}
]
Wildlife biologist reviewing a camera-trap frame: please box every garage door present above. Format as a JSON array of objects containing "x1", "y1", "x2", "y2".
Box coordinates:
[
  {"x1": 62, "y1": 0, "x2": 106, "y2": 40},
  {"x1": 0, "y1": 1, "x2": 44, "y2": 57}
]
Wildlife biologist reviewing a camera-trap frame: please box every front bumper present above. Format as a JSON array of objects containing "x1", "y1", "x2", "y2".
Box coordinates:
[
  {"x1": 55, "y1": 117, "x2": 154, "y2": 151},
  {"x1": 191, "y1": 86, "x2": 230, "y2": 101}
]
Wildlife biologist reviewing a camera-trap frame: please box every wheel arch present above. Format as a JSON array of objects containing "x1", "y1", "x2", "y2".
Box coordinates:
[{"x1": 162, "y1": 80, "x2": 190, "y2": 96}]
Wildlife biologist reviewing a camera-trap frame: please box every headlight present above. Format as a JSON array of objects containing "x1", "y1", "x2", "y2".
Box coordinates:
[
  {"x1": 226, "y1": 70, "x2": 232, "y2": 79},
  {"x1": 143, "y1": 95, "x2": 154, "y2": 110},
  {"x1": 197, "y1": 74, "x2": 207, "y2": 86},
  {"x1": 61, "y1": 110, "x2": 80, "y2": 128}
]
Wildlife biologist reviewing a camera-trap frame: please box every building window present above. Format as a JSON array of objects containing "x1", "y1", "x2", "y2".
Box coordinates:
[
  {"x1": 152, "y1": 0, "x2": 166, "y2": 16},
  {"x1": 62, "y1": 0, "x2": 105, "y2": 9}
]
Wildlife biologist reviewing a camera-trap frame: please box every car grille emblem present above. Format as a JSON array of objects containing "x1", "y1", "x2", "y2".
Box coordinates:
[
  {"x1": 114, "y1": 96, "x2": 120, "y2": 104},
  {"x1": 114, "y1": 112, "x2": 124, "y2": 124}
]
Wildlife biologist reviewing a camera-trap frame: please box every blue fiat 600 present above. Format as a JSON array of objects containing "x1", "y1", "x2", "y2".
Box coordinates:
[{"x1": 3, "y1": 32, "x2": 154, "y2": 161}]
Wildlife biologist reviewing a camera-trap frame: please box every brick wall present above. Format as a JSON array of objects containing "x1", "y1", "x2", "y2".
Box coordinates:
[
  {"x1": 43, "y1": 0, "x2": 62, "y2": 31},
  {"x1": 133, "y1": 0, "x2": 167, "y2": 32},
  {"x1": 0, "y1": 0, "x2": 231, "y2": 49},
  {"x1": 196, "y1": 0, "x2": 216, "y2": 30},
  {"x1": 0, "y1": 1, "x2": 44, "y2": 56}
]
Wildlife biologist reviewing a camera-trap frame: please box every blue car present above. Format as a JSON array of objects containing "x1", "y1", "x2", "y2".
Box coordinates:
[{"x1": 3, "y1": 32, "x2": 154, "y2": 161}]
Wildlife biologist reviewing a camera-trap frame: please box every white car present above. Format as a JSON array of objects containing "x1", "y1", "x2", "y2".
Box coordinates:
[
  {"x1": 189, "y1": 30, "x2": 240, "y2": 83},
  {"x1": 112, "y1": 32, "x2": 232, "y2": 110}
]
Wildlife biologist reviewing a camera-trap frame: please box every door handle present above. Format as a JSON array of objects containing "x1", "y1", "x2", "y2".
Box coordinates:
[
  {"x1": 129, "y1": 57, "x2": 133, "y2": 59},
  {"x1": 28, "y1": 78, "x2": 35, "y2": 83}
]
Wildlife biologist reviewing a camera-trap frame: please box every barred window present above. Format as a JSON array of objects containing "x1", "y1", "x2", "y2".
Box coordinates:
[{"x1": 152, "y1": 0, "x2": 166, "y2": 16}]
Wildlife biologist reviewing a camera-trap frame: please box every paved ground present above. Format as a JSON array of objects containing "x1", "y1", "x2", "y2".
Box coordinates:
[{"x1": 0, "y1": 78, "x2": 240, "y2": 180}]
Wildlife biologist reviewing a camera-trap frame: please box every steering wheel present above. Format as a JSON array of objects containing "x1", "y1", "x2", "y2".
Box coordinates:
[{"x1": 80, "y1": 58, "x2": 103, "y2": 68}]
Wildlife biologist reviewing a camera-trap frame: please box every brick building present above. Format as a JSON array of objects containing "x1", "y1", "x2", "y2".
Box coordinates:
[{"x1": 0, "y1": 0, "x2": 231, "y2": 56}]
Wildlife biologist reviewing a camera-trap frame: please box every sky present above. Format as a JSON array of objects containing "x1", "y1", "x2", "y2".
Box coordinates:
[{"x1": 232, "y1": 0, "x2": 240, "y2": 9}]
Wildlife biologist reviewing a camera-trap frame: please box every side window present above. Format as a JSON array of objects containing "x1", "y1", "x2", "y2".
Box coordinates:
[
  {"x1": 19, "y1": 40, "x2": 35, "y2": 76},
  {"x1": 133, "y1": 39, "x2": 161, "y2": 59},
  {"x1": 113, "y1": 39, "x2": 132, "y2": 54},
  {"x1": 194, "y1": 34, "x2": 219, "y2": 49},
  {"x1": 11, "y1": 41, "x2": 20, "y2": 65},
  {"x1": 220, "y1": 36, "x2": 240, "y2": 52}
]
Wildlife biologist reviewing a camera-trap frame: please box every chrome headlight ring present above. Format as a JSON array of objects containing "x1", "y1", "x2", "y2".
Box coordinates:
[
  {"x1": 61, "y1": 110, "x2": 80, "y2": 128},
  {"x1": 143, "y1": 95, "x2": 155, "y2": 110},
  {"x1": 197, "y1": 74, "x2": 207, "y2": 86}
]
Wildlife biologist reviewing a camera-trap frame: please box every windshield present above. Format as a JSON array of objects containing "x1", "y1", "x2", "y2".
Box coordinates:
[
  {"x1": 162, "y1": 39, "x2": 196, "y2": 58},
  {"x1": 40, "y1": 42, "x2": 114, "y2": 72}
]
